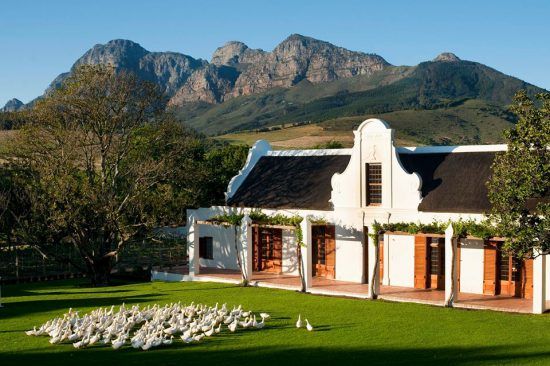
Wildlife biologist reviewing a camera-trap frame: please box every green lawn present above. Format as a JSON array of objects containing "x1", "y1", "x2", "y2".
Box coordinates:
[{"x1": 1, "y1": 280, "x2": 550, "y2": 366}]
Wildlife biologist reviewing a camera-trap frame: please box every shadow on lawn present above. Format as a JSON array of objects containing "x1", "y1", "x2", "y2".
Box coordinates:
[
  {"x1": 6, "y1": 289, "x2": 135, "y2": 298},
  {"x1": 161, "y1": 285, "x2": 240, "y2": 293},
  {"x1": 3, "y1": 279, "x2": 140, "y2": 298},
  {"x1": 0, "y1": 294, "x2": 163, "y2": 320},
  {"x1": 0, "y1": 344, "x2": 548, "y2": 366}
]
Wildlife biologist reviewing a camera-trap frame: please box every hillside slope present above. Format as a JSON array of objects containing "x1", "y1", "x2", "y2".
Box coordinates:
[{"x1": 7, "y1": 35, "x2": 546, "y2": 145}]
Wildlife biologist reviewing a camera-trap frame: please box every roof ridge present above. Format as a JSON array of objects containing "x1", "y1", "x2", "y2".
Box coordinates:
[
  {"x1": 267, "y1": 148, "x2": 352, "y2": 156},
  {"x1": 397, "y1": 145, "x2": 507, "y2": 154}
]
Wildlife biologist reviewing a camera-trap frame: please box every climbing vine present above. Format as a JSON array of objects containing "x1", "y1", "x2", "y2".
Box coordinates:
[
  {"x1": 309, "y1": 217, "x2": 328, "y2": 226},
  {"x1": 207, "y1": 210, "x2": 307, "y2": 290},
  {"x1": 247, "y1": 210, "x2": 305, "y2": 289},
  {"x1": 370, "y1": 218, "x2": 500, "y2": 240},
  {"x1": 208, "y1": 212, "x2": 245, "y2": 226}
]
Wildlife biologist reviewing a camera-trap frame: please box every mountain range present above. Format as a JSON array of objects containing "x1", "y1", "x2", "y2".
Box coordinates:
[{"x1": 3, "y1": 34, "x2": 546, "y2": 145}]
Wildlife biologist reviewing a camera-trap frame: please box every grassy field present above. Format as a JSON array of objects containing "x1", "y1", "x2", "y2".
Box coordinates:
[
  {"x1": 2, "y1": 280, "x2": 550, "y2": 366},
  {"x1": 216, "y1": 124, "x2": 357, "y2": 149},
  {"x1": 216, "y1": 100, "x2": 514, "y2": 149}
]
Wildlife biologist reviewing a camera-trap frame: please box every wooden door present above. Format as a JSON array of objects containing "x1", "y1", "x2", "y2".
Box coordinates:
[
  {"x1": 483, "y1": 242, "x2": 498, "y2": 295},
  {"x1": 312, "y1": 225, "x2": 336, "y2": 279},
  {"x1": 428, "y1": 238, "x2": 445, "y2": 290},
  {"x1": 253, "y1": 227, "x2": 282, "y2": 273},
  {"x1": 414, "y1": 236, "x2": 429, "y2": 289},
  {"x1": 498, "y1": 251, "x2": 524, "y2": 297},
  {"x1": 523, "y1": 259, "x2": 533, "y2": 299},
  {"x1": 253, "y1": 227, "x2": 261, "y2": 271}
]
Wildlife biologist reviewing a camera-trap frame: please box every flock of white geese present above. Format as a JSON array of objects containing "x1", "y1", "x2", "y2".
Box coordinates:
[{"x1": 25, "y1": 302, "x2": 275, "y2": 351}]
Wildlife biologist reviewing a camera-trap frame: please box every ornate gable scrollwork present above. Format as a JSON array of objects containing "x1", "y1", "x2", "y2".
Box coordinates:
[
  {"x1": 225, "y1": 140, "x2": 271, "y2": 201},
  {"x1": 331, "y1": 118, "x2": 422, "y2": 210}
]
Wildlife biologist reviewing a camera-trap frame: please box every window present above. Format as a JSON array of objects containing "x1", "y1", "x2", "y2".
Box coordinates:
[
  {"x1": 499, "y1": 253, "x2": 521, "y2": 282},
  {"x1": 199, "y1": 236, "x2": 213, "y2": 260},
  {"x1": 429, "y1": 238, "x2": 444, "y2": 275},
  {"x1": 499, "y1": 254, "x2": 510, "y2": 281},
  {"x1": 260, "y1": 229, "x2": 274, "y2": 261},
  {"x1": 366, "y1": 163, "x2": 382, "y2": 205},
  {"x1": 430, "y1": 244, "x2": 440, "y2": 275}
]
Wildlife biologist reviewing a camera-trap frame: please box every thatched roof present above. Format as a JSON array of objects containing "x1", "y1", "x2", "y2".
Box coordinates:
[
  {"x1": 227, "y1": 149, "x2": 543, "y2": 214},
  {"x1": 398, "y1": 151, "x2": 496, "y2": 213},
  {"x1": 226, "y1": 155, "x2": 350, "y2": 210}
]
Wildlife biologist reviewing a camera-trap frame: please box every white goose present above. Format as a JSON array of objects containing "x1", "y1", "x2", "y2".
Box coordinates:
[
  {"x1": 228, "y1": 320, "x2": 238, "y2": 332},
  {"x1": 296, "y1": 314, "x2": 302, "y2": 328},
  {"x1": 27, "y1": 302, "x2": 270, "y2": 351}
]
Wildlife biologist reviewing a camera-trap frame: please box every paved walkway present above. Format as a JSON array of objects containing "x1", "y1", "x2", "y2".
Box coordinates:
[{"x1": 151, "y1": 266, "x2": 533, "y2": 313}]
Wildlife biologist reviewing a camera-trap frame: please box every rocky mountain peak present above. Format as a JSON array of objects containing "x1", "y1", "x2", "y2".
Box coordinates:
[
  {"x1": 211, "y1": 41, "x2": 249, "y2": 65},
  {"x1": 273, "y1": 33, "x2": 331, "y2": 54},
  {"x1": 74, "y1": 39, "x2": 149, "y2": 69},
  {"x1": 211, "y1": 41, "x2": 265, "y2": 66},
  {"x1": 1, "y1": 98, "x2": 24, "y2": 112},
  {"x1": 433, "y1": 52, "x2": 461, "y2": 62}
]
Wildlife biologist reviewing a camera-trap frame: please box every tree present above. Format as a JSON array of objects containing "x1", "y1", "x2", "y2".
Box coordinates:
[
  {"x1": 488, "y1": 91, "x2": 550, "y2": 259},
  {"x1": 199, "y1": 143, "x2": 249, "y2": 206},
  {"x1": 0, "y1": 65, "x2": 207, "y2": 285}
]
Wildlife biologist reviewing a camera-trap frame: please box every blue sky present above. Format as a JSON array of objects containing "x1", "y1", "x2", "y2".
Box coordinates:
[{"x1": 1, "y1": 0, "x2": 549, "y2": 105}]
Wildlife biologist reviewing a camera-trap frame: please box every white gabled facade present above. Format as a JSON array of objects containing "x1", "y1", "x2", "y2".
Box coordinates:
[{"x1": 182, "y1": 118, "x2": 548, "y2": 314}]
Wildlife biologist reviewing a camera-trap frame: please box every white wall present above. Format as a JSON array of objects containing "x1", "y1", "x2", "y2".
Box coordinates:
[
  {"x1": 459, "y1": 238, "x2": 485, "y2": 294},
  {"x1": 282, "y1": 229, "x2": 299, "y2": 275},
  {"x1": 545, "y1": 254, "x2": 550, "y2": 310},
  {"x1": 198, "y1": 224, "x2": 239, "y2": 270},
  {"x1": 334, "y1": 208, "x2": 364, "y2": 283},
  {"x1": 387, "y1": 234, "x2": 415, "y2": 287},
  {"x1": 335, "y1": 231, "x2": 364, "y2": 283}
]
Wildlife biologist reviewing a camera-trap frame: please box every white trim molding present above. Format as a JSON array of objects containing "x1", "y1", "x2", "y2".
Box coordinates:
[
  {"x1": 225, "y1": 139, "x2": 272, "y2": 200},
  {"x1": 267, "y1": 148, "x2": 352, "y2": 156},
  {"x1": 398, "y1": 144, "x2": 507, "y2": 154}
]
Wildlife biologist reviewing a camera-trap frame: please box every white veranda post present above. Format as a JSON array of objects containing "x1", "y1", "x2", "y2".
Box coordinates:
[
  {"x1": 240, "y1": 214, "x2": 253, "y2": 283},
  {"x1": 187, "y1": 215, "x2": 200, "y2": 276},
  {"x1": 367, "y1": 225, "x2": 380, "y2": 299},
  {"x1": 444, "y1": 224, "x2": 458, "y2": 307},
  {"x1": 300, "y1": 216, "x2": 313, "y2": 291},
  {"x1": 532, "y1": 250, "x2": 546, "y2": 314}
]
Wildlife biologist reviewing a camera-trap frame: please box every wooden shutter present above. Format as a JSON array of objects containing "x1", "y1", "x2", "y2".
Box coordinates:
[
  {"x1": 414, "y1": 236, "x2": 429, "y2": 289},
  {"x1": 325, "y1": 225, "x2": 336, "y2": 279},
  {"x1": 272, "y1": 229, "x2": 283, "y2": 272},
  {"x1": 483, "y1": 242, "x2": 498, "y2": 295},
  {"x1": 252, "y1": 227, "x2": 260, "y2": 271},
  {"x1": 523, "y1": 259, "x2": 533, "y2": 299}
]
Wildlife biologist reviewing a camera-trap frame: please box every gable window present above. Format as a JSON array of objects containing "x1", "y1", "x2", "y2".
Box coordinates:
[
  {"x1": 199, "y1": 236, "x2": 213, "y2": 260},
  {"x1": 366, "y1": 163, "x2": 382, "y2": 205}
]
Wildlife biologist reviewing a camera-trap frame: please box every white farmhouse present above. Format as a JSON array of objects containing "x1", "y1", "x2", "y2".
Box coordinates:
[{"x1": 155, "y1": 119, "x2": 548, "y2": 314}]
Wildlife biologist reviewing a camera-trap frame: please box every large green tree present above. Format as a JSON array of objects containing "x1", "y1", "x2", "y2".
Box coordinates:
[
  {"x1": 0, "y1": 65, "x2": 233, "y2": 285},
  {"x1": 488, "y1": 91, "x2": 549, "y2": 259}
]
